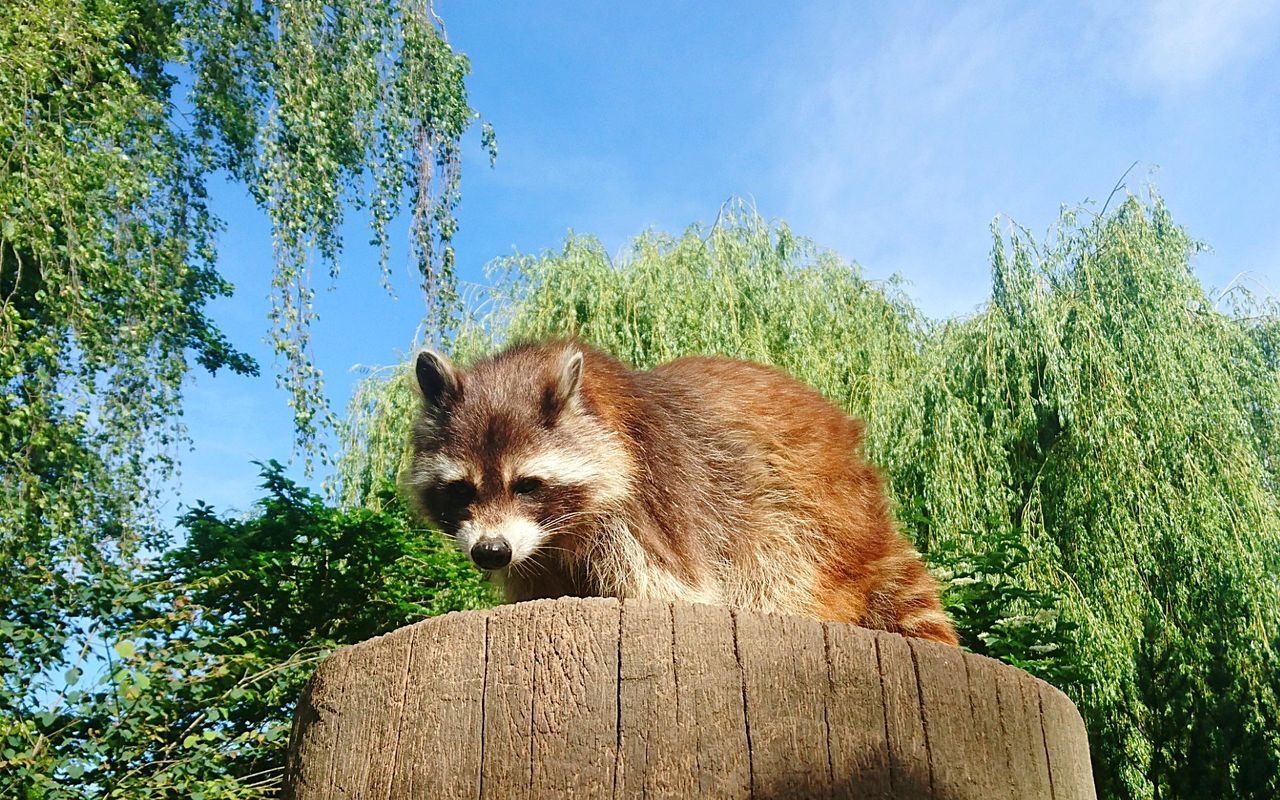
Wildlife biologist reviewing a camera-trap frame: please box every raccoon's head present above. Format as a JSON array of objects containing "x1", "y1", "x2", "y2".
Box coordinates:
[{"x1": 407, "y1": 342, "x2": 631, "y2": 572}]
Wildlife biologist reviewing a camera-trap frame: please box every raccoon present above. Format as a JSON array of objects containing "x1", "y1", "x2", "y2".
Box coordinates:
[{"x1": 408, "y1": 339, "x2": 957, "y2": 645}]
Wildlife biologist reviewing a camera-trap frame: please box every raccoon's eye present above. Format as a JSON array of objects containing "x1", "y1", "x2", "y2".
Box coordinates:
[
  {"x1": 441, "y1": 480, "x2": 476, "y2": 507},
  {"x1": 511, "y1": 477, "x2": 545, "y2": 498}
]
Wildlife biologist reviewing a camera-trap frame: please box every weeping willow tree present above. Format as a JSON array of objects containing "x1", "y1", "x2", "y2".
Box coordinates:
[
  {"x1": 889, "y1": 200, "x2": 1280, "y2": 798},
  {"x1": 336, "y1": 197, "x2": 1280, "y2": 799},
  {"x1": 2, "y1": 1, "x2": 489, "y2": 795}
]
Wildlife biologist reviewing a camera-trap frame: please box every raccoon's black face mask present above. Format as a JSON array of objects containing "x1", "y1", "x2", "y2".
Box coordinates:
[{"x1": 408, "y1": 345, "x2": 628, "y2": 571}]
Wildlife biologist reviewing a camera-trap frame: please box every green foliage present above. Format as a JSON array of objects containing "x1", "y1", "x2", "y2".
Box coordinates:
[
  {"x1": 2, "y1": 1, "x2": 488, "y2": 794},
  {"x1": 337, "y1": 196, "x2": 1280, "y2": 799},
  {"x1": 2, "y1": 0, "x2": 253, "y2": 701},
  {"x1": 900, "y1": 200, "x2": 1280, "y2": 799},
  {"x1": 183, "y1": 0, "x2": 495, "y2": 448},
  {"x1": 2, "y1": 462, "x2": 494, "y2": 799},
  {"x1": 925, "y1": 516, "x2": 1078, "y2": 687},
  {"x1": 173, "y1": 461, "x2": 495, "y2": 645}
]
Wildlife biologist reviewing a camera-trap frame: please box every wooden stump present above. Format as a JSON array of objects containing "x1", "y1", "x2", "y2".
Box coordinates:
[{"x1": 284, "y1": 597, "x2": 1095, "y2": 800}]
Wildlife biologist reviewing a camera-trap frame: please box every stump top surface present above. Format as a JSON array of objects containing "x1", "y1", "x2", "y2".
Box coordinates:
[{"x1": 285, "y1": 597, "x2": 1094, "y2": 800}]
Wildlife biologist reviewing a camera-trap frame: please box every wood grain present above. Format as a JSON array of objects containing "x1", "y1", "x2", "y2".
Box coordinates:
[{"x1": 284, "y1": 597, "x2": 1096, "y2": 800}]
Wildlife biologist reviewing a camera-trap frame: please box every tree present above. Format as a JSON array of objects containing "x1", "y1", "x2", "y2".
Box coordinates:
[
  {"x1": 3, "y1": 462, "x2": 493, "y2": 798},
  {"x1": 2, "y1": 0, "x2": 490, "y2": 794}
]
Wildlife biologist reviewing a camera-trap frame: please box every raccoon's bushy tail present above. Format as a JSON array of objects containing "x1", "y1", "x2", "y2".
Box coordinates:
[{"x1": 856, "y1": 554, "x2": 960, "y2": 646}]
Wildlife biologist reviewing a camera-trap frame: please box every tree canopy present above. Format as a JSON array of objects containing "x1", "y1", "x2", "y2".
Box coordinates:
[
  {"x1": 2, "y1": 0, "x2": 490, "y2": 794},
  {"x1": 0, "y1": 0, "x2": 489, "y2": 671}
]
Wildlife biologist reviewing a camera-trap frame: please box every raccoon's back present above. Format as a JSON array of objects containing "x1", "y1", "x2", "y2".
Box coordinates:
[
  {"x1": 625, "y1": 356, "x2": 887, "y2": 580},
  {"x1": 646, "y1": 356, "x2": 870, "y2": 490}
]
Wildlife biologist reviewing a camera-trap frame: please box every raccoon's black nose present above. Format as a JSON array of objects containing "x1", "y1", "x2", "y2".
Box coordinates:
[{"x1": 471, "y1": 538, "x2": 512, "y2": 570}]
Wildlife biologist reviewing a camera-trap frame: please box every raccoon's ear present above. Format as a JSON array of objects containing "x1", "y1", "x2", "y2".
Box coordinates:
[
  {"x1": 551, "y1": 348, "x2": 584, "y2": 411},
  {"x1": 415, "y1": 349, "x2": 461, "y2": 408}
]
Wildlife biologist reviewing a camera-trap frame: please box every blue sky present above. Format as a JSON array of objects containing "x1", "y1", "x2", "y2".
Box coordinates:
[{"x1": 172, "y1": 0, "x2": 1280, "y2": 518}]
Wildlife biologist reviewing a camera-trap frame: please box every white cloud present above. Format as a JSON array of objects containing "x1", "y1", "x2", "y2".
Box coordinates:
[
  {"x1": 761, "y1": 4, "x2": 1035, "y2": 317},
  {"x1": 1128, "y1": 0, "x2": 1280, "y2": 90}
]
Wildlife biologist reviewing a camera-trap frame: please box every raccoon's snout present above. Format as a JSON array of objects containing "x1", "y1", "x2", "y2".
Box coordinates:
[{"x1": 471, "y1": 538, "x2": 512, "y2": 570}]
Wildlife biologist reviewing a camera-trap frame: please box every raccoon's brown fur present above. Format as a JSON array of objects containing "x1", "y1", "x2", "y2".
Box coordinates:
[{"x1": 408, "y1": 339, "x2": 957, "y2": 645}]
